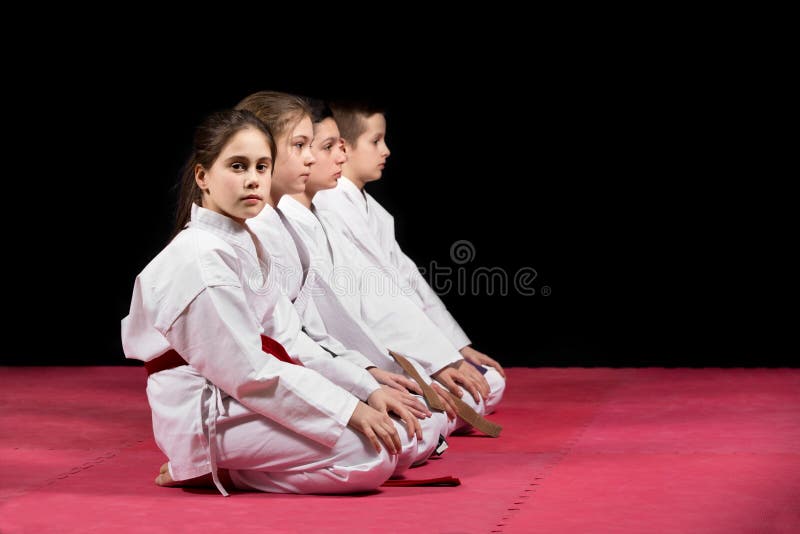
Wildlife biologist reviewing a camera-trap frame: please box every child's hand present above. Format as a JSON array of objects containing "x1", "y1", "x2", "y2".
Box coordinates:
[
  {"x1": 432, "y1": 365, "x2": 485, "y2": 404},
  {"x1": 379, "y1": 385, "x2": 431, "y2": 419},
  {"x1": 367, "y1": 388, "x2": 423, "y2": 440},
  {"x1": 456, "y1": 360, "x2": 492, "y2": 399},
  {"x1": 347, "y1": 401, "x2": 402, "y2": 454},
  {"x1": 368, "y1": 367, "x2": 423, "y2": 395},
  {"x1": 430, "y1": 381, "x2": 458, "y2": 420},
  {"x1": 460, "y1": 345, "x2": 505, "y2": 379}
]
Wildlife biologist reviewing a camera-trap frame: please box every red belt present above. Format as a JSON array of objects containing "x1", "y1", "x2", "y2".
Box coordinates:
[{"x1": 144, "y1": 335, "x2": 299, "y2": 376}]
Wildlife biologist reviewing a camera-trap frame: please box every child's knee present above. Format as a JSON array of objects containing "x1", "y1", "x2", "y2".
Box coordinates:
[
  {"x1": 392, "y1": 420, "x2": 419, "y2": 475},
  {"x1": 413, "y1": 411, "x2": 449, "y2": 465},
  {"x1": 483, "y1": 367, "x2": 506, "y2": 414},
  {"x1": 344, "y1": 446, "x2": 397, "y2": 492}
]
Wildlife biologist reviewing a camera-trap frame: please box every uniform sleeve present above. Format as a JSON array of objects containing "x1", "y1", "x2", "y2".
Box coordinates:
[
  {"x1": 165, "y1": 284, "x2": 359, "y2": 448},
  {"x1": 316, "y1": 205, "x2": 463, "y2": 375},
  {"x1": 393, "y1": 244, "x2": 472, "y2": 350},
  {"x1": 364, "y1": 194, "x2": 472, "y2": 350},
  {"x1": 305, "y1": 274, "x2": 402, "y2": 373},
  {"x1": 300, "y1": 297, "x2": 377, "y2": 371},
  {"x1": 271, "y1": 290, "x2": 380, "y2": 402},
  {"x1": 291, "y1": 326, "x2": 381, "y2": 403}
]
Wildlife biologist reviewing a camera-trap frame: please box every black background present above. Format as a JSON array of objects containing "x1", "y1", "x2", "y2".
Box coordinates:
[{"x1": 3, "y1": 35, "x2": 793, "y2": 367}]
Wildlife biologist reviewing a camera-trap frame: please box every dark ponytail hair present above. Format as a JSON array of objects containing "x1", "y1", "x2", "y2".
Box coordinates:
[
  {"x1": 172, "y1": 109, "x2": 274, "y2": 238},
  {"x1": 304, "y1": 96, "x2": 334, "y2": 125}
]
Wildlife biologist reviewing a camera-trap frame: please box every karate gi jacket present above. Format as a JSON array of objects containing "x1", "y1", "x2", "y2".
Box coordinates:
[
  {"x1": 122, "y1": 204, "x2": 360, "y2": 484},
  {"x1": 279, "y1": 195, "x2": 461, "y2": 376},
  {"x1": 247, "y1": 203, "x2": 381, "y2": 395},
  {"x1": 315, "y1": 177, "x2": 471, "y2": 351}
]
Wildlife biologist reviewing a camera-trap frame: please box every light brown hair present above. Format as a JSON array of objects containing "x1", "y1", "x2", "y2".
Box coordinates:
[
  {"x1": 235, "y1": 91, "x2": 311, "y2": 142},
  {"x1": 330, "y1": 101, "x2": 386, "y2": 147}
]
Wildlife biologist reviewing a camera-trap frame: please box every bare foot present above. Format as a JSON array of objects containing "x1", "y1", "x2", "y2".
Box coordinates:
[
  {"x1": 155, "y1": 462, "x2": 176, "y2": 486},
  {"x1": 154, "y1": 462, "x2": 231, "y2": 488}
]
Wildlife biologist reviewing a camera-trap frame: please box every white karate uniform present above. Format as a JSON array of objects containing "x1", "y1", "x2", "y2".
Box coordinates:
[
  {"x1": 248, "y1": 203, "x2": 426, "y2": 468},
  {"x1": 315, "y1": 178, "x2": 505, "y2": 414},
  {"x1": 279, "y1": 195, "x2": 487, "y2": 435},
  {"x1": 121, "y1": 204, "x2": 396, "y2": 495},
  {"x1": 246, "y1": 205, "x2": 382, "y2": 404}
]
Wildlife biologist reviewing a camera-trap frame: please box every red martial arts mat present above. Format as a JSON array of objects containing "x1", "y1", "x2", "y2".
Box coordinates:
[{"x1": 1, "y1": 367, "x2": 798, "y2": 533}]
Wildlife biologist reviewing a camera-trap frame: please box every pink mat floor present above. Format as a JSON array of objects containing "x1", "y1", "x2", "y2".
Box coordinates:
[{"x1": 1, "y1": 367, "x2": 798, "y2": 533}]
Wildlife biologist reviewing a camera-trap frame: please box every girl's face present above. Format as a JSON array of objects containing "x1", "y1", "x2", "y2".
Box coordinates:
[
  {"x1": 271, "y1": 116, "x2": 315, "y2": 202},
  {"x1": 308, "y1": 117, "x2": 347, "y2": 195},
  {"x1": 343, "y1": 113, "x2": 390, "y2": 184},
  {"x1": 196, "y1": 126, "x2": 272, "y2": 224}
]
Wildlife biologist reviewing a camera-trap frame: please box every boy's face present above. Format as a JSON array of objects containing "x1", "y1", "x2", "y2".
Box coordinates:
[
  {"x1": 308, "y1": 117, "x2": 347, "y2": 194},
  {"x1": 344, "y1": 113, "x2": 390, "y2": 183}
]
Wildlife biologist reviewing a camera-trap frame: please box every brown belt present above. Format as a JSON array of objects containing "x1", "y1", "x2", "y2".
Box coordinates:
[
  {"x1": 389, "y1": 350, "x2": 445, "y2": 411},
  {"x1": 447, "y1": 391, "x2": 502, "y2": 437},
  {"x1": 388, "y1": 349, "x2": 502, "y2": 437}
]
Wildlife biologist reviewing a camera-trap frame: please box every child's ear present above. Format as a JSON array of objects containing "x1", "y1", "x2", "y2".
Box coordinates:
[{"x1": 195, "y1": 164, "x2": 208, "y2": 192}]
